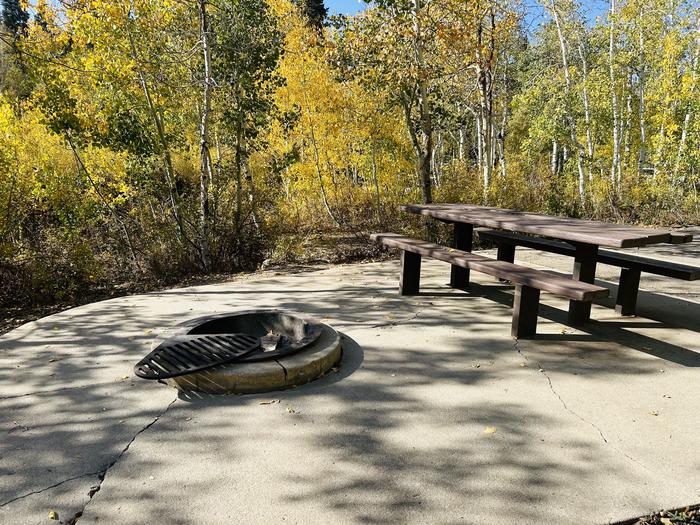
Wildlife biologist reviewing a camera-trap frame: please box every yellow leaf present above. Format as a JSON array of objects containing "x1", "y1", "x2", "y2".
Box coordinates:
[{"x1": 483, "y1": 426, "x2": 497, "y2": 434}]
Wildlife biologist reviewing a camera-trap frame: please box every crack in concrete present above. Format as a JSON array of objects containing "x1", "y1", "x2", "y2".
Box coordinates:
[
  {"x1": 68, "y1": 396, "x2": 178, "y2": 523},
  {"x1": 0, "y1": 471, "x2": 100, "y2": 508},
  {"x1": 370, "y1": 303, "x2": 428, "y2": 329},
  {"x1": 0, "y1": 397, "x2": 177, "y2": 522},
  {"x1": 513, "y1": 340, "x2": 652, "y2": 472},
  {"x1": 513, "y1": 339, "x2": 609, "y2": 442},
  {"x1": 0, "y1": 376, "x2": 144, "y2": 401},
  {"x1": 275, "y1": 359, "x2": 289, "y2": 381},
  {"x1": 0, "y1": 384, "x2": 92, "y2": 401}
]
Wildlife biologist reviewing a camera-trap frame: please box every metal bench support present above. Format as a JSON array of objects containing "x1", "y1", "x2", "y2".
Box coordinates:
[
  {"x1": 615, "y1": 267, "x2": 641, "y2": 316},
  {"x1": 450, "y1": 223, "x2": 473, "y2": 290},
  {"x1": 512, "y1": 285, "x2": 540, "y2": 338},
  {"x1": 400, "y1": 251, "x2": 421, "y2": 295}
]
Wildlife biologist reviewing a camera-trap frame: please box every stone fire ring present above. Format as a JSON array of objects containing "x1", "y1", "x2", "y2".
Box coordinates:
[{"x1": 149, "y1": 310, "x2": 342, "y2": 395}]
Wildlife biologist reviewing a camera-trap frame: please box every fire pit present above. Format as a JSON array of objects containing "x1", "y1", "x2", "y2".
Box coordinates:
[{"x1": 135, "y1": 310, "x2": 341, "y2": 394}]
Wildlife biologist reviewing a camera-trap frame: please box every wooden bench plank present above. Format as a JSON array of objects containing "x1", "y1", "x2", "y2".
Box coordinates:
[
  {"x1": 669, "y1": 232, "x2": 694, "y2": 244},
  {"x1": 598, "y1": 251, "x2": 700, "y2": 280},
  {"x1": 476, "y1": 228, "x2": 700, "y2": 280},
  {"x1": 370, "y1": 233, "x2": 609, "y2": 302}
]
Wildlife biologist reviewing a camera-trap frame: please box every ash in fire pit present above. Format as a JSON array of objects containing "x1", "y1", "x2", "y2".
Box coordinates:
[{"x1": 135, "y1": 310, "x2": 341, "y2": 394}]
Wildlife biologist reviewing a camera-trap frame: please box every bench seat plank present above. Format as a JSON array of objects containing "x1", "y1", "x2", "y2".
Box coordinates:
[
  {"x1": 371, "y1": 233, "x2": 609, "y2": 302},
  {"x1": 598, "y1": 251, "x2": 700, "y2": 280},
  {"x1": 476, "y1": 228, "x2": 700, "y2": 280}
]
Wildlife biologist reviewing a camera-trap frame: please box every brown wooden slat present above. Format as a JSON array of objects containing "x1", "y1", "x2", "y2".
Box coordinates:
[
  {"x1": 476, "y1": 228, "x2": 574, "y2": 256},
  {"x1": 402, "y1": 204, "x2": 678, "y2": 248},
  {"x1": 669, "y1": 232, "x2": 694, "y2": 244},
  {"x1": 371, "y1": 233, "x2": 609, "y2": 301},
  {"x1": 598, "y1": 251, "x2": 700, "y2": 280},
  {"x1": 477, "y1": 228, "x2": 700, "y2": 280}
]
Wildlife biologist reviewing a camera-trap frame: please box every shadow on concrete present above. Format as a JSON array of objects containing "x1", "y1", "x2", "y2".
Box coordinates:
[
  {"x1": 418, "y1": 278, "x2": 700, "y2": 367},
  {"x1": 0, "y1": 257, "x2": 698, "y2": 523},
  {"x1": 175, "y1": 332, "x2": 365, "y2": 403}
]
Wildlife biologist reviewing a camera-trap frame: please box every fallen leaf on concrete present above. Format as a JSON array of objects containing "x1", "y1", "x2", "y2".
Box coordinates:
[
  {"x1": 11, "y1": 421, "x2": 29, "y2": 432},
  {"x1": 650, "y1": 410, "x2": 659, "y2": 416},
  {"x1": 286, "y1": 406, "x2": 296, "y2": 414},
  {"x1": 259, "y1": 400, "x2": 279, "y2": 405},
  {"x1": 143, "y1": 329, "x2": 153, "y2": 334},
  {"x1": 483, "y1": 426, "x2": 497, "y2": 434},
  {"x1": 48, "y1": 511, "x2": 58, "y2": 520}
]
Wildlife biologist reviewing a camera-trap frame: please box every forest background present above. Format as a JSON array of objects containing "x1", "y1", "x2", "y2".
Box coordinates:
[{"x1": 0, "y1": 0, "x2": 698, "y2": 308}]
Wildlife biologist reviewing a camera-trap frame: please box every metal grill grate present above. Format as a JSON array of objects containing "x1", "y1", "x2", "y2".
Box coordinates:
[{"x1": 134, "y1": 333, "x2": 260, "y2": 379}]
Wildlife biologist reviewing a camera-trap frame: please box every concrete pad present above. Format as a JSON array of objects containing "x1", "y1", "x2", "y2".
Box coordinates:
[{"x1": 1, "y1": 240, "x2": 699, "y2": 524}]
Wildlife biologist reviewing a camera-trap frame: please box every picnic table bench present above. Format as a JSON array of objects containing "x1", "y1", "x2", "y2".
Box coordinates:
[
  {"x1": 370, "y1": 233, "x2": 609, "y2": 338},
  {"x1": 371, "y1": 204, "x2": 695, "y2": 338},
  {"x1": 475, "y1": 228, "x2": 700, "y2": 315}
]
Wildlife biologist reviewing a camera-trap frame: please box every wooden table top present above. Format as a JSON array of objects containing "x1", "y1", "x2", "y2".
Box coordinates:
[{"x1": 402, "y1": 204, "x2": 690, "y2": 248}]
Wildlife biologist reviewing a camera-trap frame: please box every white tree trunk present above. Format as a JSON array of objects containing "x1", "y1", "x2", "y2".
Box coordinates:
[
  {"x1": 549, "y1": 0, "x2": 585, "y2": 202},
  {"x1": 410, "y1": 0, "x2": 434, "y2": 207},
  {"x1": 576, "y1": 34, "x2": 594, "y2": 182},
  {"x1": 674, "y1": 16, "x2": 700, "y2": 180},
  {"x1": 637, "y1": 23, "x2": 647, "y2": 176},
  {"x1": 609, "y1": 0, "x2": 621, "y2": 192},
  {"x1": 623, "y1": 88, "x2": 632, "y2": 167},
  {"x1": 197, "y1": 0, "x2": 213, "y2": 271}
]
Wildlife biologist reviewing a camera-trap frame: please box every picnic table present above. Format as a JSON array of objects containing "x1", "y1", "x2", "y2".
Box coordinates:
[{"x1": 401, "y1": 203, "x2": 693, "y2": 324}]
